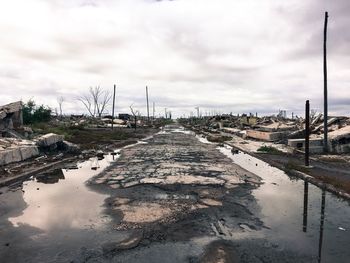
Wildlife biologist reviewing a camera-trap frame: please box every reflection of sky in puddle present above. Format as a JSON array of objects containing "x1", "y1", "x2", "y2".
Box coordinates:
[
  {"x1": 219, "y1": 145, "x2": 350, "y2": 262},
  {"x1": 8, "y1": 155, "x2": 117, "y2": 232}
]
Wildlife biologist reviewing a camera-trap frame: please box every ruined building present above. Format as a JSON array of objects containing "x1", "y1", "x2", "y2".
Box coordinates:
[{"x1": 0, "y1": 101, "x2": 23, "y2": 136}]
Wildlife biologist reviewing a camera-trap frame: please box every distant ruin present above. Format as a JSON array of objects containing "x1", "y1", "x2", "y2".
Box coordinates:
[{"x1": 0, "y1": 101, "x2": 23, "y2": 136}]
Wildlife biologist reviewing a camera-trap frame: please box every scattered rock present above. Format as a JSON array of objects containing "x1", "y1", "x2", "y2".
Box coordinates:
[{"x1": 58, "y1": 141, "x2": 81, "y2": 154}]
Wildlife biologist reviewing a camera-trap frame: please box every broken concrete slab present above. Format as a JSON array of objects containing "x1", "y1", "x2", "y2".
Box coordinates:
[
  {"x1": 0, "y1": 101, "x2": 23, "y2": 131},
  {"x1": 0, "y1": 146, "x2": 39, "y2": 165},
  {"x1": 36, "y1": 133, "x2": 64, "y2": 147}
]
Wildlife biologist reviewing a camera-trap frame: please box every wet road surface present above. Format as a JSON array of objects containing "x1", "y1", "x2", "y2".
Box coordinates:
[{"x1": 1, "y1": 125, "x2": 350, "y2": 262}]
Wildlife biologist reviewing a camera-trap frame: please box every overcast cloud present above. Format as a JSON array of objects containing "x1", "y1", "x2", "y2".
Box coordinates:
[{"x1": 0, "y1": 0, "x2": 348, "y2": 117}]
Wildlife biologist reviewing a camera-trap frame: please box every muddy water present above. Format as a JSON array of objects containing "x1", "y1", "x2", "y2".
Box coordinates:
[{"x1": 219, "y1": 145, "x2": 350, "y2": 263}]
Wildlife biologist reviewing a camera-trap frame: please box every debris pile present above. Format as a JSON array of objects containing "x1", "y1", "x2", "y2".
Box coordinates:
[
  {"x1": 180, "y1": 112, "x2": 350, "y2": 154},
  {"x1": 0, "y1": 101, "x2": 23, "y2": 137}
]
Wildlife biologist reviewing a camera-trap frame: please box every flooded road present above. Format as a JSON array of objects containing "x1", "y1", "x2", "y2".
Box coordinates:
[
  {"x1": 219, "y1": 146, "x2": 350, "y2": 263},
  {"x1": 0, "y1": 154, "x2": 130, "y2": 262},
  {"x1": 0, "y1": 125, "x2": 350, "y2": 262}
]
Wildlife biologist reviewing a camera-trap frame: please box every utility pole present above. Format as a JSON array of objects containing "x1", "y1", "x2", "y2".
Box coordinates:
[
  {"x1": 305, "y1": 100, "x2": 310, "y2": 167},
  {"x1": 111, "y1": 84, "x2": 116, "y2": 130},
  {"x1": 152, "y1": 102, "x2": 155, "y2": 121},
  {"x1": 323, "y1": 11, "x2": 329, "y2": 153},
  {"x1": 146, "y1": 86, "x2": 150, "y2": 124}
]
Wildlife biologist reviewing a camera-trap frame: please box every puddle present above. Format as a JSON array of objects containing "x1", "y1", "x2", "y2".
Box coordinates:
[
  {"x1": 196, "y1": 135, "x2": 213, "y2": 144},
  {"x1": 219, "y1": 145, "x2": 350, "y2": 262},
  {"x1": 0, "y1": 153, "x2": 120, "y2": 234}
]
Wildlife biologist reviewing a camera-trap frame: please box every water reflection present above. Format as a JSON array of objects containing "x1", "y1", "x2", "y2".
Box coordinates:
[
  {"x1": 303, "y1": 184, "x2": 326, "y2": 263},
  {"x1": 303, "y1": 181, "x2": 309, "y2": 232},
  {"x1": 36, "y1": 169, "x2": 65, "y2": 184},
  {"x1": 318, "y1": 189, "x2": 326, "y2": 263},
  {"x1": 7, "y1": 154, "x2": 117, "y2": 232},
  {"x1": 219, "y1": 145, "x2": 350, "y2": 263}
]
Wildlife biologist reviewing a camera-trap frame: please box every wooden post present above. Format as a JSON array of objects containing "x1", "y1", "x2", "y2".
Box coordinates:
[
  {"x1": 146, "y1": 86, "x2": 150, "y2": 124},
  {"x1": 318, "y1": 189, "x2": 326, "y2": 262},
  {"x1": 303, "y1": 181, "x2": 309, "y2": 232},
  {"x1": 323, "y1": 12, "x2": 329, "y2": 153},
  {"x1": 305, "y1": 100, "x2": 310, "y2": 167},
  {"x1": 112, "y1": 84, "x2": 116, "y2": 130}
]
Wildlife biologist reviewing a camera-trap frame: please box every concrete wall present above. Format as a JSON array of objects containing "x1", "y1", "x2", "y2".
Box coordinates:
[
  {"x1": 246, "y1": 130, "x2": 286, "y2": 142},
  {"x1": 288, "y1": 138, "x2": 323, "y2": 154}
]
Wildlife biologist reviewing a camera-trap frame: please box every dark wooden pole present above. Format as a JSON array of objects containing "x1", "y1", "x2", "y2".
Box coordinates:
[
  {"x1": 112, "y1": 84, "x2": 116, "y2": 130},
  {"x1": 318, "y1": 189, "x2": 326, "y2": 262},
  {"x1": 303, "y1": 181, "x2": 309, "y2": 232},
  {"x1": 146, "y1": 86, "x2": 150, "y2": 124},
  {"x1": 305, "y1": 100, "x2": 310, "y2": 166},
  {"x1": 323, "y1": 12, "x2": 329, "y2": 153}
]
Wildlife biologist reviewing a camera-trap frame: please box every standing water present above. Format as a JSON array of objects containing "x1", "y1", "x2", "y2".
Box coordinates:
[
  {"x1": 219, "y1": 145, "x2": 350, "y2": 263},
  {"x1": 0, "y1": 152, "x2": 131, "y2": 262}
]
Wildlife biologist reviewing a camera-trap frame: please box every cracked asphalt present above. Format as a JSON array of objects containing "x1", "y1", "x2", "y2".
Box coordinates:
[
  {"x1": 1, "y1": 124, "x2": 332, "y2": 262},
  {"x1": 86, "y1": 125, "x2": 315, "y2": 262}
]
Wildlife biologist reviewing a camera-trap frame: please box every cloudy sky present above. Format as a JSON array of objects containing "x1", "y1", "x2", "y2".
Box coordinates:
[{"x1": 0, "y1": 0, "x2": 349, "y2": 117}]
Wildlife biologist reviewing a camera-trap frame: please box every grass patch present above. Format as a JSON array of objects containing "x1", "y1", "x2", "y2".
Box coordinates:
[
  {"x1": 257, "y1": 146, "x2": 282, "y2": 154},
  {"x1": 30, "y1": 122, "x2": 155, "y2": 150},
  {"x1": 284, "y1": 161, "x2": 310, "y2": 174},
  {"x1": 315, "y1": 175, "x2": 350, "y2": 193},
  {"x1": 318, "y1": 156, "x2": 347, "y2": 163},
  {"x1": 30, "y1": 122, "x2": 85, "y2": 140}
]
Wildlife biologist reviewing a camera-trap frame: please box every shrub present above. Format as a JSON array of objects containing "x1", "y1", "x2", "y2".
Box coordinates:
[{"x1": 23, "y1": 100, "x2": 52, "y2": 124}]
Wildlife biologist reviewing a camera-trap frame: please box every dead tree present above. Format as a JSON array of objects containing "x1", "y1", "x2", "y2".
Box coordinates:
[
  {"x1": 78, "y1": 94, "x2": 94, "y2": 117},
  {"x1": 78, "y1": 86, "x2": 112, "y2": 117},
  {"x1": 57, "y1": 96, "x2": 65, "y2": 118},
  {"x1": 130, "y1": 104, "x2": 139, "y2": 130},
  {"x1": 90, "y1": 86, "x2": 112, "y2": 117}
]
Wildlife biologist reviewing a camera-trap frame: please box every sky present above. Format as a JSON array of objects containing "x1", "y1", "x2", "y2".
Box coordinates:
[{"x1": 0, "y1": 0, "x2": 349, "y2": 118}]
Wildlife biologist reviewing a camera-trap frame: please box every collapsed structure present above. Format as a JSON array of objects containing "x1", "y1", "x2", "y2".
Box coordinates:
[
  {"x1": 188, "y1": 112, "x2": 350, "y2": 154},
  {"x1": 0, "y1": 101, "x2": 23, "y2": 137},
  {"x1": 0, "y1": 101, "x2": 79, "y2": 166}
]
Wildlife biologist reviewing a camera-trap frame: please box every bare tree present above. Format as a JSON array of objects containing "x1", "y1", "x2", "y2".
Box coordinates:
[
  {"x1": 78, "y1": 86, "x2": 112, "y2": 117},
  {"x1": 130, "y1": 104, "x2": 139, "y2": 130},
  {"x1": 57, "y1": 96, "x2": 65, "y2": 117},
  {"x1": 78, "y1": 94, "x2": 94, "y2": 117}
]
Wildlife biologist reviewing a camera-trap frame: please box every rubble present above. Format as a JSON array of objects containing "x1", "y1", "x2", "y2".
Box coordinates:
[
  {"x1": 0, "y1": 139, "x2": 39, "y2": 165},
  {"x1": 36, "y1": 133, "x2": 64, "y2": 147},
  {"x1": 58, "y1": 141, "x2": 81, "y2": 154},
  {"x1": 328, "y1": 126, "x2": 350, "y2": 153},
  {"x1": 0, "y1": 101, "x2": 23, "y2": 135},
  {"x1": 181, "y1": 111, "x2": 350, "y2": 154}
]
